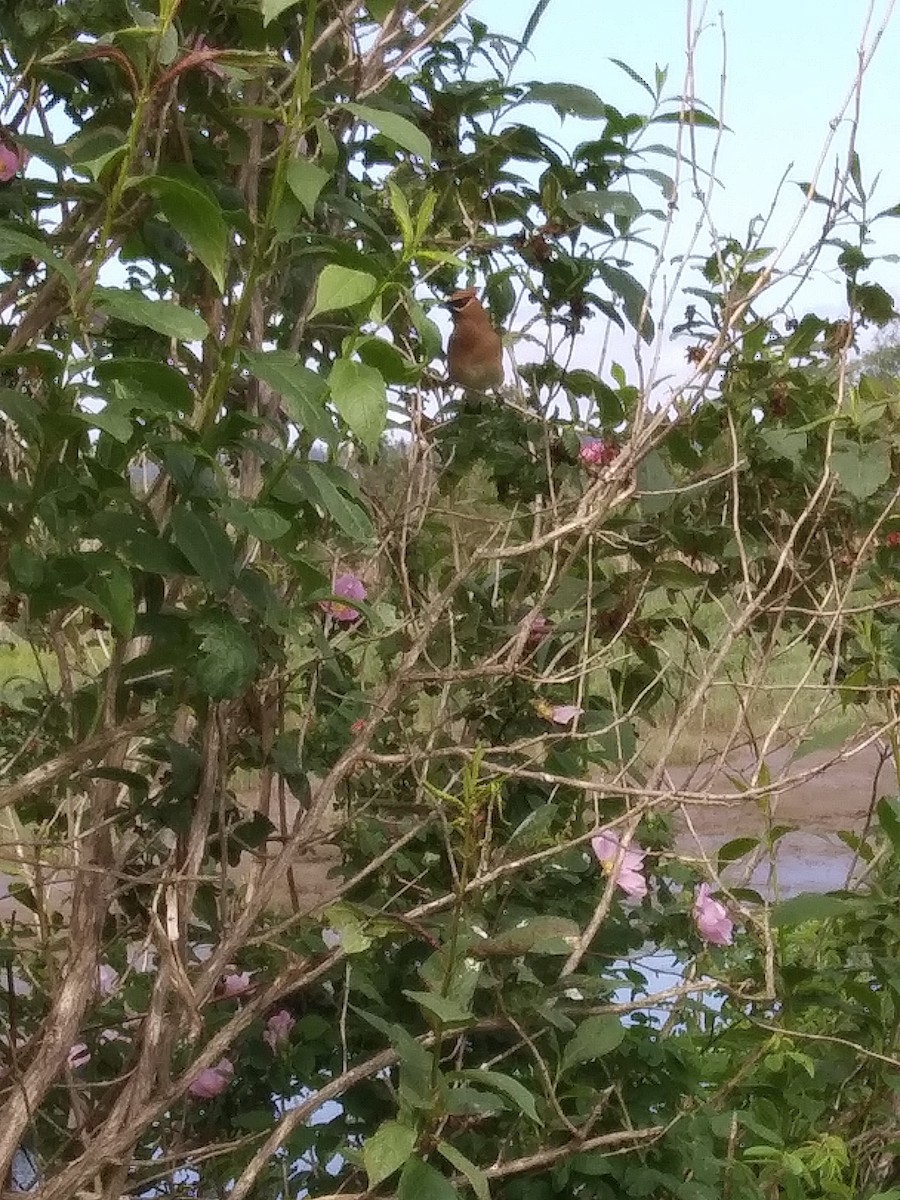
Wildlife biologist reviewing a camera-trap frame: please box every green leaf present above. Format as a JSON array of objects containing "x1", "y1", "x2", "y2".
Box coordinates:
[
  {"x1": 759, "y1": 428, "x2": 807, "y2": 463},
  {"x1": 363, "y1": 1120, "x2": 418, "y2": 1188},
  {"x1": 450, "y1": 1069, "x2": 540, "y2": 1123},
  {"x1": 218, "y1": 500, "x2": 290, "y2": 542},
  {"x1": 596, "y1": 261, "x2": 653, "y2": 340},
  {"x1": 717, "y1": 837, "x2": 759, "y2": 872},
  {"x1": 194, "y1": 612, "x2": 258, "y2": 699},
  {"x1": 562, "y1": 1014, "x2": 626, "y2": 1071},
  {"x1": 346, "y1": 102, "x2": 432, "y2": 162},
  {"x1": 310, "y1": 264, "x2": 377, "y2": 318},
  {"x1": 437, "y1": 1142, "x2": 490, "y2": 1200},
  {"x1": 853, "y1": 281, "x2": 897, "y2": 326},
  {"x1": 94, "y1": 288, "x2": 208, "y2": 343},
  {"x1": 523, "y1": 81, "x2": 606, "y2": 119},
  {"x1": 0, "y1": 388, "x2": 41, "y2": 443},
  {"x1": 484, "y1": 915, "x2": 580, "y2": 957},
  {"x1": 169, "y1": 505, "x2": 234, "y2": 595},
  {"x1": 306, "y1": 462, "x2": 374, "y2": 541},
  {"x1": 563, "y1": 190, "x2": 642, "y2": 223},
  {"x1": 93, "y1": 359, "x2": 193, "y2": 414},
  {"x1": 67, "y1": 558, "x2": 135, "y2": 637},
  {"x1": 0, "y1": 224, "x2": 76, "y2": 291},
  {"x1": 770, "y1": 893, "x2": 857, "y2": 928},
  {"x1": 636, "y1": 450, "x2": 675, "y2": 513},
  {"x1": 243, "y1": 349, "x2": 331, "y2": 440},
  {"x1": 877, "y1": 796, "x2": 900, "y2": 856},
  {"x1": 403, "y1": 990, "x2": 472, "y2": 1026},
  {"x1": 136, "y1": 170, "x2": 228, "y2": 290},
  {"x1": 831, "y1": 440, "x2": 890, "y2": 500},
  {"x1": 261, "y1": 0, "x2": 301, "y2": 22},
  {"x1": 609, "y1": 58, "x2": 656, "y2": 100},
  {"x1": 398, "y1": 1156, "x2": 460, "y2": 1200},
  {"x1": 653, "y1": 108, "x2": 722, "y2": 129},
  {"x1": 76, "y1": 405, "x2": 133, "y2": 443},
  {"x1": 286, "y1": 159, "x2": 331, "y2": 217},
  {"x1": 328, "y1": 358, "x2": 387, "y2": 458},
  {"x1": 322, "y1": 903, "x2": 372, "y2": 953}
]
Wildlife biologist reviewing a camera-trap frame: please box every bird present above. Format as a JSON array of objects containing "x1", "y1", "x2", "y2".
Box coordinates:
[{"x1": 446, "y1": 287, "x2": 504, "y2": 393}]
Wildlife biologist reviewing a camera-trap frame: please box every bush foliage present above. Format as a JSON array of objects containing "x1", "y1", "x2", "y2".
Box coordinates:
[{"x1": 2, "y1": 3, "x2": 900, "y2": 1199}]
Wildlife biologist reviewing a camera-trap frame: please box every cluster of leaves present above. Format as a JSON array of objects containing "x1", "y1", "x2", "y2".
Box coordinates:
[{"x1": 2, "y1": 2, "x2": 900, "y2": 1200}]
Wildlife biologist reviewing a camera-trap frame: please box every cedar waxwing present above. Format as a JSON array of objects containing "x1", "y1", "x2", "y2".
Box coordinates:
[{"x1": 446, "y1": 287, "x2": 504, "y2": 392}]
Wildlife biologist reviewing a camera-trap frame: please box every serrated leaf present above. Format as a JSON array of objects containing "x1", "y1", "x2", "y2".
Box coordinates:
[
  {"x1": 596, "y1": 261, "x2": 653, "y2": 340},
  {"x1": 93, "y1": 358, "x2": 193, "y2": 414},
  {"x1": 322, "y1": 903, "x2": 372, "y2": 953},
  {"x1": 136, "y1": 171, "x2": 227, "y2": 290},
  {"x1": 403, "y1": 990, "x2": 472, "y2": 1026},
  {"x1": 760, "y1": 428, "x2": 807, "y2": 463},
  {"x1": 562, "y1": 1014, "x2": 626, "y2": 1070},
  {"x1": 450, "y1": 1069, "x2": 540, "y2": 1122},
  {"x1": 94, "y1": 288, "x2": 208, "y2": 343},
  {"x1": 243, "y1": 349, "x2": 331, "y2": 440},
  {"x1": 716, "y1": 837, "x2": 759, "y2": 871},
  {"x1": 305, "y1": 462, "x2": 373, "y2": 541},
  {"x1": 310, "y1": 264, "x2": 377, "y2": 318},
  {"x1": 76, "y1": 405, "x2": 133, "y2": 443},
  {"x1": 770, "y1": 893, "x2": 857, "y2": 928},
  {"x1": 653, "y1": 108, "x2": 722, "y2": 129},
  {"x1": 398, "y1": 1156, "x2": 460, "y2": 1200},
  {"x1": 563, "y1": 190, "x2": 642, "y2": 223},
  {"x1": 346, "y1": 102, "x2": 431, "y2": 161},
  {"x1": 67, "y1": 558, "x2": 135, "y2": 637},
  {"x1": 831, "y1": 440, "x2": 890, "y2": 500},
  {"x1": 437, "y1": 1142, "x2": 490, "y2": 1200},
  {"x1": 0, "y1": 224, "x2": 76, "y2": 290},
  {"x1": 483, "y1": 915, "x2": 580, "y2": 957},
  {"x1": 328, "y1": 358, "x2": 386, "y2": 457},
  {"x1": 194, "y1": 612, "x2": 258, "y2": 699},
  {"x1": 286, "y1": 159, "x2": 331, "y2": 217},
  {"x1": 169, "y1": 505, "x2": 234, "y2": 595},
  {"x1": 363, "y1": 1121, "x2": 418, "y2": 1188},
  {"x1": 636, "y1": 449, "x2": 675, "y2": 513},
  {"x1": 218, "y1": 500, "x2": 289, "y2": 542},
  {"x1": 261, "y1": 0, "x2": 301, "y2": 22},
  {"x1": 523, "y1": 81, "x2": 606, "y2": 119}
]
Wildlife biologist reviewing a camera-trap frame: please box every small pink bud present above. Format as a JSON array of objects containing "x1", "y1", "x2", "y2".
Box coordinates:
[
  {"x1": 525, "y1": 614, "x2": 550, "y2": 645},
  {"x1": 579, "y1": 438, "x2": 619, "y2": 470},
  {"x1": 187, "y1": 1058, "x2": 234, "y2": 1100}
]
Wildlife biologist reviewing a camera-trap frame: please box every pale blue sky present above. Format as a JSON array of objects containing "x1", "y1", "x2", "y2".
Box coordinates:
[{"x1": 468, "y1": 0, "x2": 900, "y2": 373}]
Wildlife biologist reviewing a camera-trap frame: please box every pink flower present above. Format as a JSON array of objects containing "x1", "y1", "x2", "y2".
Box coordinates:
[
  {"x1": 579, "y1": 438, "x2": 618, "y2": 469},
  {"x1": 693, "y1": 883, "x2": 733, "y2": 946},
  {"x1": 263, "y1": 1009, "x2": 295, "y2": 1052},
  {"x1": 550, "y1": 704, "x2": 582, "y2": 726},
  {"x1": 68, "y1": 1043, "x2": 91, "y2": 1070},
  {"x1": 97, "y1": 963, "x2": 119, "y2": 997},
  {"x1": 0, "y1": 141, "x2": 26, "y2": 183},
  {"x1": 187, "y1": 1058, "x2": 234, "y2": 1100},
  {"x1": 219, "y1": 970, "x2": 254, "y2": 999},
  {"x1": 591, "y1": 831, "x2": 648, "y2": 899},
  {"x1": 350, "y1": 717, "x2": 366, "y2": 734},
  {"x1": 320, "y1": 572, "x2": 366, "y2": 622}
]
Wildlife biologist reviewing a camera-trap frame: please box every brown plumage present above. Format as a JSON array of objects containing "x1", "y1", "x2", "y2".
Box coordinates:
[{"x1": 446, "y1": 287, "x2": 503, "y2": 391}]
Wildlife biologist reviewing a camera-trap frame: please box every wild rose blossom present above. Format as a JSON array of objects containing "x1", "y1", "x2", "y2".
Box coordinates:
[
  {"x1": 97, "y1": 963, "x2": 119, "y2": 997},
  {"x1": 320, "y1": 572, "x2": 366, "y2": 622},
  {"x1": 219, "y1": 970, "x2": 254, "y2": 999},
  {"x1": 68, "y1": 1043, "x2": 91, "y2": 1070},
  {"x1": 0, "y1": 142, "x2": 27, "y2": 183},
  {"x1": 693, "y1": 883, "x2": 733, "y2": 946},
  {"x1": 591, "y1": 831, "x2": 648, "y2": 899},
  {"x1": 187, "y1": 1058, "x2": 234, "y2": 1100},
  {"x1": 263, "y1": 1009, "x2": 295, "y2": 1052},
  {"x1": 550, "y1": 704, "x2": 582, "y2": 726},
  {"x1": 578, "y1": 438, "x2": 618, "y2": 469}
]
